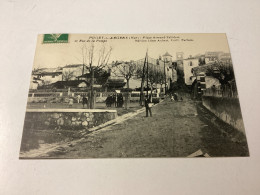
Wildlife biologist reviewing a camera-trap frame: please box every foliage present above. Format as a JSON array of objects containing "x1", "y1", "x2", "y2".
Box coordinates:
[
  {"x1": 95, "y1": 69, "x2": 110, "y2": 86},
  {"x1": 205, "y1": 61, "x2": 235, "y2": 86}
]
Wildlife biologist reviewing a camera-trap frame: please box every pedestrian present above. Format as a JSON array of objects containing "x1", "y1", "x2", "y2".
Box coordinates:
[
  {"x1": 114, "y1": 93, "x2": 118, "y2": 107},
  {"x1": 144, "y1": 95, "x2": 152, "y2": 117},
  {"x1": 170, "y1": 94, "x2": 174, "y2": 101},
  {"x1": 118, "y1": 93, "x2": 123, "y2": 107},
  {"x1": 77, "y1": 94, "x2": 81, "y2": 103},
  {"x1": 69, "y1": 97, "x2": 74, "y2": 107},
  {"x1": 174, "y1": 93, "x2": 178, "y2": 101},
  {"x1": 82, "y1": 95, "x2": 88, "y2": 108},
  {"x1": 105, "y1": 95, "x2": 111, "y2": 107}
]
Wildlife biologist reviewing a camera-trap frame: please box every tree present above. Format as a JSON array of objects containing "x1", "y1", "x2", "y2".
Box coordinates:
[
  {"x1": 94, "y1": 69, "x2": 110, "y2": 86},
  {"x1": 176, "y1": 68, "x2": 185, "y2": 88},
  {"x1": 147, "y1": 65, "x2": 158, "y2": 95},
  {"x1": 111, "y1": 61, "x2": 136, "y2": 89},
  {"x1": 155, "y1": 67, "x2": 165, "y2": 92},
  {"x1": 62, "y1": 70, "x2": 75, "y2": 81},
  {"x1": 199, "y1": 57, "x2": 206, "y2": 66},
  {"x1": 81, "y1": 43, "x2": 112, "y2": 109},
  {"x1": 205, "y1": 61, "x2": 234, "y2": 86}
]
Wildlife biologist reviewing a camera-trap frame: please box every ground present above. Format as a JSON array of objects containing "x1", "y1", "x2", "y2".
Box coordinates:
[{"x1": 21, "y1": 97, "x2": 249, "y2": 158}]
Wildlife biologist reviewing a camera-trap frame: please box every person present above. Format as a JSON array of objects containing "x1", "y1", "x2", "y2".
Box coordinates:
[
  {"x1": 105, "y1": 95, "x2": 112, "y2": 107},
  {"x1": 82, "y1": 95, "x2": 88, "y2": 108},
  {"x1": 144, "y1": 95, "x2": 152, "y2": 117},
  {"x1": 77, "y1": 94, "x2": 81, "y2": 103},
  {"x1": 212, "y1": 85, "x2": 216, "y2": 96},
  {"x1": 170, "y1": 94, "x2": 174, "y2": 101},
  {"x1": 118, "y1": 93, "x2": 124, "y2": 107},
  {"x1": 173, "y1": 93, "x2": 178, "y2": 101},
  {"x1": 114, "y1": 93, "x2": 118, "y2": 107},
  {"x1": 69, "y1": 97, "x2": 74, "y2": 107}
]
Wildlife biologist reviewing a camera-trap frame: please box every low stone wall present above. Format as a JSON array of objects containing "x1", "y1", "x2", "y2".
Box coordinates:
[
  {"x1": 202, "y1": 96, "x2": 245, "y2": 133},
  {"x1": 24, "y1": 109, "x2": 117, "y2": 130}
]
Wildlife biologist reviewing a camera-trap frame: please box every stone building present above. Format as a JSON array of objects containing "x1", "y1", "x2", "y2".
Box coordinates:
[{"x1": 183, "y1": 57, "x2": 199, "y2": 86}]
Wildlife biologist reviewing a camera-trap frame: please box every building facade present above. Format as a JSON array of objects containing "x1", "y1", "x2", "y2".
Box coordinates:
[{"x1": 183, "y1": 58, "x2": 199, "y2": 85}]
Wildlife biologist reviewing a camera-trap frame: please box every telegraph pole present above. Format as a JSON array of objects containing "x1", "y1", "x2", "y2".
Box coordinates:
[
  {"x1": 140, "y1": 53, "x2": 147, "y2": 106},
  {"x1": 164, "y1": 59, "x2": 167, "y2": 95},
  {"x1": 146, "y1": 52, "x2": 149, "y2": 97}
]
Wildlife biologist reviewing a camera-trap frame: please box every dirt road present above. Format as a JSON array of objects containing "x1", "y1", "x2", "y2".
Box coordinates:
[{"x1": 54, "y1": 99, "x2": 249, "y2": 158}]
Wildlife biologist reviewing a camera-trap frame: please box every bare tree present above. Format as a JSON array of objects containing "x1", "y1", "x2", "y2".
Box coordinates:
[
  {"x1": 147, "y1": 65, "x2": 164, "y2": 95},
  {"x1": 111, "y1": 61, "x2": 136, "y2": 89},
  {"x1": 135, "y1": 57, "x2": 166, "y2": 96},
  {"x1": 62, "y1": 70, "x2": 75, "y2": 81},
  {"x1": 157, "y1": 69, "x2": 165, "y2": 91},
  {"x1": 81, "y1": 43, "x2": 112, "y2": 109}
]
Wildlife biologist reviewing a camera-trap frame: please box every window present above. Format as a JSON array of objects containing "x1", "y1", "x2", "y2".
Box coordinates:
[
  {"x1": 52, "y1": 75, "x2": 55, "y2": 78},
  {"x1": 190, "y1": 61, "x2": 193, "y2": 66}
]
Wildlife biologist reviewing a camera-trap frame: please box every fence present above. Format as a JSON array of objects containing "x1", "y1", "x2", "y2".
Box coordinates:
[{"x1": 28, "y1": 91, "x2": 162, "y2": 103}]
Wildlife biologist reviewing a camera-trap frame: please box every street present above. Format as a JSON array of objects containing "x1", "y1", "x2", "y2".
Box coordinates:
[{"x1": 52, "y1": 98, "x2": 249, "y2": 158}]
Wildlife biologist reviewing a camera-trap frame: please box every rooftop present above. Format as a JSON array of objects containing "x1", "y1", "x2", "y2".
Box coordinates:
[
  {"x1": 63, "y1": 64, "x2": 85, "y2": 68},
  {"x1": 163, "y1": 52, "x2": 172, "y2": 57}
]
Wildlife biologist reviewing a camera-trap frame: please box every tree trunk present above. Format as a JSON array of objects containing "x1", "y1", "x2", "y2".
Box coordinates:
[
  {"x1": 124, "y1": 92, "x2": 130, "y2": 110},
  {"x1": 150, "y1": 82, "x2": 153, "y2": 101},
  {"x1": 90, "y1": 68, "x2": 95, "y2": 109},
  {"x1": 126, "y1": 79, "x2": 130, "y2": 89},
  {"x1": 140, "y1": 55, "x2": 147, "y2": 106},
  {"x1": 125, "y1": 79, "x2": 130, "y2": 110}
]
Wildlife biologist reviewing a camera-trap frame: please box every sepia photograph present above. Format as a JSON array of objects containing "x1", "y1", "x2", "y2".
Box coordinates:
[{"x1": 19, "y1": 33, "x2": 249, "y2": 159}]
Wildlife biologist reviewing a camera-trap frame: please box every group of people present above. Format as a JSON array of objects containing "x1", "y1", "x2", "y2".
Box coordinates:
[
  {"x1": 105, "y1": 93, "x2": 124, "y2": 108},
  {"x1": 69, "y1": 92, "x2": 181, "y2": 119},
  {"x1": 71, "y1": 94, "x2": 88, "y2": 108}
]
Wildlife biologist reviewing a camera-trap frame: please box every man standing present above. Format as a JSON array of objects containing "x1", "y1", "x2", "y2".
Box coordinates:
[
  {"x1": 82, "y1": 95, "x2": 88, "y2": 108},
  {"x1": 77, "y1": 94, "x2": 81, "y2": 103},
  {"x1": 144, "y1": 95, "x2": 152, "y2": 117}
]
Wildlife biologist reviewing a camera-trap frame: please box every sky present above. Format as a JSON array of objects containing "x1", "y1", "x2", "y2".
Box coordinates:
[{"x1": 33, "y1": 33, "x2": 231, "y2": 69}]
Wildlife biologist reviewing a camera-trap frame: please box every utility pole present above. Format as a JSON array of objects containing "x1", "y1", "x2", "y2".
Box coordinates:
[
  {"x1": 140, "y1": 53, "x2": 147, "y2": 106},
  {"x1": 146, "y1": 52, "x2": 149, "y2": 97},
  {"x1": 164, "y1": 59, "x2": 167, "y2": 95}
]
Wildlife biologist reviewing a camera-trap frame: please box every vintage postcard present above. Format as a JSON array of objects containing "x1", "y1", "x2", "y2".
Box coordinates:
[{"x1": 20, "y1": 33, "x2": 249, "y2": 158}]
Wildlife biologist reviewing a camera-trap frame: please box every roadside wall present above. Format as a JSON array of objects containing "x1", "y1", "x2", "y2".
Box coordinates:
[
  {"x1": 24, "y1": 109, "x2": 117, "y2": 130},
  {"x1": 202, "y1": 96, "x2": 245, "y2": 133}
]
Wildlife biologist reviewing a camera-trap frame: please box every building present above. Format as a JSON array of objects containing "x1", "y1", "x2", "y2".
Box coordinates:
[
  {"x1": 162, "y1": 52, "x2": 173, "y2": 63},
  {"x1": 32, "y1": 68, "x2": 63, "y2": 85},
  {"x1": 62, "y1": 64, "x2": 88, "y2": 81},
  {"x1": 190, "y1": 64, "x2": 221, "y2": 99},
  {"x1": 135, "y1": 54, "x2": 174, "y2": 91},
  {"x1": 51, "y1": 80, "x2": 88, "y2": 89},
  {"x1": 183, "y1": 57, "x2": 199, "y2": 85},
  {"x1": 175, "y1": 52, "x2": 184, "y2": 71},
  {"x1": 219, "y1": 53, "x2": 232, "y2": 62}
]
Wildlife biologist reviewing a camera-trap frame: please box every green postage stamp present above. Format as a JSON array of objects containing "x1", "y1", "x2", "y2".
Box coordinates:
[{"x1": 43, "y1": 34, "x2": 69, "y2": 43}]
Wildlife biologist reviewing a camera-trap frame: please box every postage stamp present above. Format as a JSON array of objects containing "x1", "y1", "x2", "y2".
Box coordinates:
[{"x1": 43, "y1": 34, "x2": 69, "y2": 44}]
